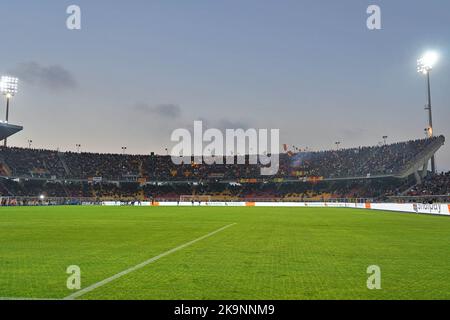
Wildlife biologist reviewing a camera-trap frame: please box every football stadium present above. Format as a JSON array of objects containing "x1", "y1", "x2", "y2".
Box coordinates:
[
  {"x1": 1, "y1": 128, "x2": 449, "y2": 300},
  {"x1": 0, "y1": 1, "x2": 450, "y2": 309}
]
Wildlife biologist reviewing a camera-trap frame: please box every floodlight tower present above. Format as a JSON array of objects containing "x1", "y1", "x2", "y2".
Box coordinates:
[
  {"x1": 417, "y1": 51, "x2": 439, "y2": 174},
  {"x1": 335, "y1": 141, "x2": 341, "y2": 150},
  {"x1": 0, "y1": 76, "x2": 19, "y2": 147}
]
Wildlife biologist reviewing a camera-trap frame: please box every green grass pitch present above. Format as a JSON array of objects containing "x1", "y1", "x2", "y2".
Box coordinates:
[{"x1": 1, "y1": 205, "x2": 450, "y2": 300}]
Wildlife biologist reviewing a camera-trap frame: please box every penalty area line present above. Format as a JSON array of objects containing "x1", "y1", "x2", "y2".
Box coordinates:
[{"x1": 64, "y1": 223, "x2": 236, "y2": 300}]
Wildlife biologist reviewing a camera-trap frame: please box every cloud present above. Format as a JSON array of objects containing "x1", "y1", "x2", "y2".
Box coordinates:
[
  {"x1": 134, "y1": 103, "x2": 181, "y2": 119},
  {"x1": 178, "y1": 117, "x2": 252, "y2": 131},
  {"x1": 216, "y1": 118, "x2": 251, "y2": 130},
  {"x1": 341, "y1": 127, "x2": 367, "y2": 138},
  {"x1": 9, "y1": 61, "x2": 77, "y2": 91}
]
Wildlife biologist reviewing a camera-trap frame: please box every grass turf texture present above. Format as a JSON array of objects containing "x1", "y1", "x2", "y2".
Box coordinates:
[{"x1": 1, "y1": 206, "x2": 450, "y2": 300}]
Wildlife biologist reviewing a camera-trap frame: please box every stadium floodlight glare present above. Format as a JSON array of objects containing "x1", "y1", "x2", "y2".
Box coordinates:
[
  {"x1": 417, "y1": 51, "x2": 439, "y2": 74},
  {"x1": 0, "y1": 76, "x2": 19, "y2": 97},
  {"x1": 0, "y1": 76, "x2": 19, "y2": 147}
]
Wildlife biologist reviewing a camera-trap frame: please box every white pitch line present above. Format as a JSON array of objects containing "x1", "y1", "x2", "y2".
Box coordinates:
[{"x1": 64, "y1": 223, "x2": 236, "y2": 300}]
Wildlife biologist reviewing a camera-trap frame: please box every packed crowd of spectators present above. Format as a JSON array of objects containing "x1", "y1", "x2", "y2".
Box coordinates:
[
  {"x1": 148, "y1": 137, "x2": 440, "y2": 181},
  {"x1": 63, "y1": 152, "x2": 146, "y2": 180},
  {"x1": 0, "y1": 136, "x2": 442, "y2": 182},
  {"x1": 280, "y1": 138, "x2": 435, "y2": 178},
  {"x1": 0, "y1": 136, "x2": 445, "y2": 204},
  {"x1": 1, "y1": 169, "x2": 448, "y2": 204},
  {"x1": 405, "y1": 172, "x2": 450, "y2": 196},
  {"x1": 0, "y1": 176, "x2": 421, "y2": 202},
  {"x1": 0, "y1": 147, "x2": 66, "y2": 178}
]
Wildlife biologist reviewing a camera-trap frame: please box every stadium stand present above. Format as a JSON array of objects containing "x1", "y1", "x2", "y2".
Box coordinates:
[
  {"x1": 0, "y1": 136, "x2": 444, "y2": 180},
  {"x1": 0, "y1": 136, "x2": 447, "y2": 204},
  {"x1": 406, "y1": 172, "x2": 450, "y2": 196}
]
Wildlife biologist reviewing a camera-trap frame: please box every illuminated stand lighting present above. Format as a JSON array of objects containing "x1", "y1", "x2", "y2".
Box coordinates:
[
  {"x1": 0, "y1": 76, "x2": 19, "y2": 147},
  {"x1": 417, "y1": 51, "x2": 439, "y2": 174}
]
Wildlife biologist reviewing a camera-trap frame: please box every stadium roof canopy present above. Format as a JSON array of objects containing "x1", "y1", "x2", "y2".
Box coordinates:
[{"x1": 0, "y1": 122, "x2": 23, "y2": 141}]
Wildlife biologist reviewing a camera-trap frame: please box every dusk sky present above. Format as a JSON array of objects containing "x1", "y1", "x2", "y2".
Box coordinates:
[{"x1": 1, "y1": 0, "x2": 449, "y2": 171}]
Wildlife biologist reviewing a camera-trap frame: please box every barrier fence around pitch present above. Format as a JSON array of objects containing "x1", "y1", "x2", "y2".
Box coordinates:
[
  {"x1": 1, "y1": 197, "x2": 449, "y2": 216},
  {"x1": 99, "y1": 201, "x2": 450, "y2": 216}
]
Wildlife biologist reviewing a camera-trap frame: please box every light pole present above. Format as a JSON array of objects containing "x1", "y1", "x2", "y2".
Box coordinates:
[
  {"x1": 0, "y1": 76, "x2": 19, "y2": 147},
  {"x1": 335, "y1": 141, "x2": 341, "y2": 150},
  {"x1": 417, "y1": 51, "x2": 439, "y2": 174}
]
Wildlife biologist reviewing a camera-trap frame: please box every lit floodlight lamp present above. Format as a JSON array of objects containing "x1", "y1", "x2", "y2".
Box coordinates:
[
  {"x1": 417, "y1": 51, "x2": 439, "y2": 74},
  {"x1": 416, "y1": 51, "x2": 440, "y2": 173},
  {"x1": 0, "y1": 76, "x2": 19, "y2": 96},
  {"x1": 1, "y1": 76, "x2": 19, "y2": 146}
]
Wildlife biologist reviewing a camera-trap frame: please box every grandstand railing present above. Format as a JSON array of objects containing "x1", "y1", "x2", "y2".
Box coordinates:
[
  {"x1": 0, "y1": 195, "x2": 374, "y2": 206},
  {"x1": 4, "y1": 195, "x2": 450, "y2": 206},
  {"x1": 154, "y1": 197, "x2": 374, "y2": 203},
  {"x1": 387, "y1": 195, "x2": 450, "y2": 203}
]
